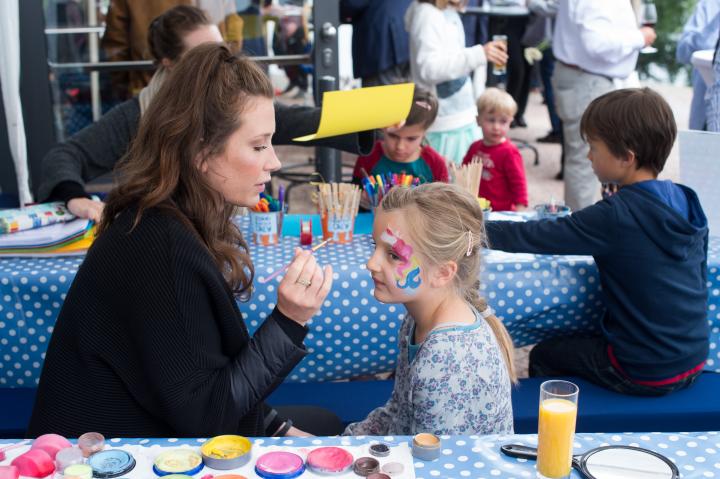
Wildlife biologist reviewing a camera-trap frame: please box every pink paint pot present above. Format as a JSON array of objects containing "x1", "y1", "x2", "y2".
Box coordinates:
[
  {"x1": 0, "y1": 466, "x2": 19, "y2": 479},
  {"x1": 306, "y1": 447, "x2": 354, "y2": 474},
  {"x1": 254, "y1": 451, "x2": 305, "y2": 479},
  {"x1": 10, "y1": 449, "x2": 56, "y2": 478},
  {"x1": 31, "y1": 434, "x2": 72, "y2": 459}
]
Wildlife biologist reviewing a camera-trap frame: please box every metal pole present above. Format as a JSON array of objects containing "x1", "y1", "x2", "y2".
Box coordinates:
[
  {"x1": 314, "y1": 76, "x2": 341, "y2": 183},
  {"x1": 87, "y1": 0, "x2": 101, "y2": 121},
  {"x1": 312, "y1": 0, "x2": 341, "y2": 183}
]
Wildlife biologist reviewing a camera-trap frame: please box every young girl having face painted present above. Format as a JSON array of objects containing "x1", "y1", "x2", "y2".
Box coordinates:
[{"x1": 344, "y1": 183, "x2": 516, "y2": 436}]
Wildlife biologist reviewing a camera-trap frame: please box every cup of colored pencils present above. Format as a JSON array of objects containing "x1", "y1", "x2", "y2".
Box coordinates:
[
  {"x1": 249, "y1": 191, "x2": 286, "y2": 246},
  {"x1": 359, "y1": 168, "x2": 421, "y2": 211},
  {"x1": 316, "y1": 182, "x2": 361, "y2": 244}
]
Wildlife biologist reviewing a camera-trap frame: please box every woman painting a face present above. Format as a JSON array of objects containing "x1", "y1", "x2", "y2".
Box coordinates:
[{"x1": 28, "y1": 44, "x2": 333, "y2": 438}]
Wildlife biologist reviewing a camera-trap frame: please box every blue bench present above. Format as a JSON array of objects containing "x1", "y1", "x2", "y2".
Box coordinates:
[
  {"x1": 3, "y1": 372, "x2": 719, "y2": 437},
  {"x1": 269, "y1": 372, "x2": 720, "y2": 433}
]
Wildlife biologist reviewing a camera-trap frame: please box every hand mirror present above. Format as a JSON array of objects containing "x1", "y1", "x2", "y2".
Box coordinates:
[{"x1": 501, "y1": 443, "x2": 679, "y2": 479}]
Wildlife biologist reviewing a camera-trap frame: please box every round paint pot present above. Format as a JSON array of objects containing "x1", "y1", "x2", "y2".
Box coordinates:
[
  {"x1": 0, "y1": 465, "x2": 19, "y2": 479},
  {"x1": 77, "y1": 432, "x2": 105, "y2": 458},
  {"x1": 367, "y1": 474, "x2": 391, "y2": 479},
  {"x1": 31, "y1": 434, "x2": 72, "y2": 460},
  {"x1": 381, "y1": 462, "x2": 405, "y2": 476},
  {"x1": 353, "y1": 457, "x2": 380, "y2": 476},
  {"x1": 200, "y1": 435, "x2": 252, "y2": 470},
  {"x1": 214, "y1": 475, "x2": 249, "y2": 479},
  {"x1": 63, "y1": 463, "x2": 93, "y2": 479},
  {"x1": 88, "y1": 449, "x2": 136, "y2": 478},
  {"x1": 10, "y1": 449, "x2": 55, "y2": 478},
  {"x1": 55, "y1": 447, "x2": 84, "y2": 471},
  {"x1": 306, "y1": 447, "x2": 353, "y2": 474},
  {"x1": 368, "y1": 443, "x2": 390, "y2": 458},
  {"x1": 411, "y1": 433, "x2": 441, "y2": 461},
  {"x1": 153, "y1": 449, "x2": 203, "y2": 477},
  {"x1": 254, "y1": 451, "x2": 305, "y2": 479}
]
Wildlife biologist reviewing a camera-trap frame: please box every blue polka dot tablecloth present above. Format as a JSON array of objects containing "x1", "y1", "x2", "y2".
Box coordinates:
[
  {"x1": 1, "y1": 432, "x2": 718, "y2": 478},
  {"x1": 0, "y1": 214, "x2": 719, "y2": 386}
]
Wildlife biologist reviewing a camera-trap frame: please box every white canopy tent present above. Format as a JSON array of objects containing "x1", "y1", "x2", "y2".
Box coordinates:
[{"x1": 0, "y1": 0, "x2": 33, "y2": 206}]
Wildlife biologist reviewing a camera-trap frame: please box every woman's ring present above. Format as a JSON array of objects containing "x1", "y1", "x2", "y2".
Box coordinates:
[{"x1": 295, "y1": 278, "x2": 312, "y2": 287}]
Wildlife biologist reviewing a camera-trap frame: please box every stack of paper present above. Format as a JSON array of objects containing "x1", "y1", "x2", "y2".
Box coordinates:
[
  {"x1": 0, "y1": 202, "x2": 75, "y2": 234},
  {"x1": 0, "y1": 219, "x2": 95, "y2": 257}
]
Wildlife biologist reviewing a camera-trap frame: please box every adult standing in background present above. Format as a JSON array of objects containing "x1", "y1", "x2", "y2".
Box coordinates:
[
  {"x1": 676, "y1": 0, "x2": 720, "y2": 131},
  {"x1": 487, "y1": 0, "x2": 532, "y2": 128},
  {"x1": 552, "y1": 0, "x2": 655, "y2": 211},
  {"x1": 340, "y1": 0, "x2": 413, "y2": 86}
]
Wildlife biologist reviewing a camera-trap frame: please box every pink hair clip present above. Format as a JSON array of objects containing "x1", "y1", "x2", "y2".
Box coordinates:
[{"x1": 415, "y1": 100, "x2": 432, "y2": 110}]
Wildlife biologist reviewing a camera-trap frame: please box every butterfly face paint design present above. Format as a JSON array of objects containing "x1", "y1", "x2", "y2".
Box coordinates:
[{"x1": 380, "y1": 227, "x2": 422, "y2": 295}]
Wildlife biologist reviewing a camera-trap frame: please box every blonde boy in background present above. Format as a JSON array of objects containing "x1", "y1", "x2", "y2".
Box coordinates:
[{"x1": 463, "y1": 88, "x2": 528, "y2": 212}]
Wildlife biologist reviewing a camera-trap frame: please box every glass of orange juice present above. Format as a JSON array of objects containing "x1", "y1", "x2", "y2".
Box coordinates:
[{"x1": 536, "y1": 380, "x2": 579, "y2": 479}]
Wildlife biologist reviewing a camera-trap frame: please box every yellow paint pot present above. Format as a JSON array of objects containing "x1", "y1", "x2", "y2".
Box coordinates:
[{"x1": 200, "y1": 435, "x2": 253, "y2": 470}]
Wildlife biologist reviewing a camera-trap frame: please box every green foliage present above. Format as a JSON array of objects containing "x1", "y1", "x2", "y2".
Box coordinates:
[{"x1": 637, "y1": 0, "x2": 698, "y2": 84}]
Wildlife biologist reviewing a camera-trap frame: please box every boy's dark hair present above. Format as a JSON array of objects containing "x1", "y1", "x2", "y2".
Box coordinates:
[
  {"x1": 405, "y1": 88, "x2": 439, "y2": 130},
  {"x1": 580, "y1": 87, "x2": 676, "y2": 175}
]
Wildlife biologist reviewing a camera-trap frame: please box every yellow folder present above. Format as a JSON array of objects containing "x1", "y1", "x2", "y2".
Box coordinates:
[{"x1": 293, "y1": 83, "x2": 415, "y2": 142}]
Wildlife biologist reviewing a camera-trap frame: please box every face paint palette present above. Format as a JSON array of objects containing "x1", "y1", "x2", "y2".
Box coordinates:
[
  {"x1": 305, "y1": 447, "x2": 353, "y2": 474},
  {"x1": 153, "y1": 449, "x2": 203, "y2": 477},
  {"x1": 201, "y1": 435, "x2": 252, "y2": 470},
  {"x1": 254, "y1": 451, "x2": 305, "y2": 479},
  {"x1": 88, "y1": 449, "x2": 137, "y2": 478}
]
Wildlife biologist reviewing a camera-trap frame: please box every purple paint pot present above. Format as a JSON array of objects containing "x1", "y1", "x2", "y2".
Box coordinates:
[
  {"x1": 353, "y1": 457, "x2": 380, "y2": 476},
  {"x1": 254, "y1": 451, "x2": 305, "y2": 479},
  {"x1": 306, "y1": 447, "x2": 353, "y2": 474}
]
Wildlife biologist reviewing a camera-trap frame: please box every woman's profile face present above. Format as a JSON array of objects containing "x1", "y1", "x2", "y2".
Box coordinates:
[{"x1": 202, "y1": 97, "x2": 280, "y2": 207}]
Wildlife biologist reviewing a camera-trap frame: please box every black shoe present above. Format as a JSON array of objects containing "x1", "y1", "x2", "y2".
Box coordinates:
[
  {"x1": 537, "y1": 131, "x2": 562, "y2": 144},
  {"x1": 512, "y1": 117, "x2": 527, "y2": 128}
]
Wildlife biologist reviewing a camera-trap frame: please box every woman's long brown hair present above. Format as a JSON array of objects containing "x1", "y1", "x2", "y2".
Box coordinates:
[{"x1": 99, "y1": 43, "x2": 274, "y2": 298}]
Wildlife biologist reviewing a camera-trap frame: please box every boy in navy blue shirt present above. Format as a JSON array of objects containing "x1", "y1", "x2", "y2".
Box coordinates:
[{"x1": 486, "y1": 88, "x2": 709, "y2": 396}]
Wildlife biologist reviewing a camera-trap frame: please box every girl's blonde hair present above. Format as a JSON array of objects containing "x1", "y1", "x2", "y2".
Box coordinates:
[
  {"x1": 380, "y1": 183, "x2": 517, "y2": 382},
  {"x1": 477, "y1": 87, "x2": 518, "y2": 118}
]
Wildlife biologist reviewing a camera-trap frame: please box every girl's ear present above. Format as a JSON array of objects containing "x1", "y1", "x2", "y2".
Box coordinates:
[{"x1": 430, "y1": 260, "x2": 458, "y2": 288}]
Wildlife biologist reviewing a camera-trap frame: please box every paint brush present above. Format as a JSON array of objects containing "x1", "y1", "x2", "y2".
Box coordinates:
[{"x1": 257, "y1": 239, "x2": 332, "y2": 284}]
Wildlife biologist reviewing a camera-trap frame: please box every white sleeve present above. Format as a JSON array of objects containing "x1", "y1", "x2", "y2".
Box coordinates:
[
  {"x1": 570, "y1": 2, "x2": 644, "y2": 62},
  {"x1": 410, "y1": 7, "x2": 487, "y2": 85}
]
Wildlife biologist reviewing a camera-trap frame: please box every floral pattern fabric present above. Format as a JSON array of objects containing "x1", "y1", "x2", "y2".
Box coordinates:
[{"x1": 344, "y1": 308, "x2": 514, "y2": 436}]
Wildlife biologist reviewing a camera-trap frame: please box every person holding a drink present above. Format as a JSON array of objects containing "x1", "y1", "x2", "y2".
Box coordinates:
[{"x1": 404, "y1": 0, "x2": 508, "y2": 165}]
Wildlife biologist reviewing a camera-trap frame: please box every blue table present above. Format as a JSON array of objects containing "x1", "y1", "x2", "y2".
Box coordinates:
[
  {"x1": 1, "y1": 432, "x2": 718, "y2": 478},
  {"x1": 0, "y1": 214, "x2": 719, "y2": 386}
]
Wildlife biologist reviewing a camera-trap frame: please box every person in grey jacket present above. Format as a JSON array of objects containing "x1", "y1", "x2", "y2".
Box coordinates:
[{"x1": 40, "y1": 5, "x2": 373, "y2": 221}]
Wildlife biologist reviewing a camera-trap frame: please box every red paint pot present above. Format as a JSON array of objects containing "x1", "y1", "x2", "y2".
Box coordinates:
[
  {"x1": 31, "y1": 434, "x2": 72, "y2": 459},
  {"x1": 306, "y1": 447, "x2": 354, "y2": 474},
  {"x1": 11, "y1": 449, "x2": 55, "y2": 478},
  {"x1": 0, "y1": 466, "x2": 19, "y2": 479}
]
